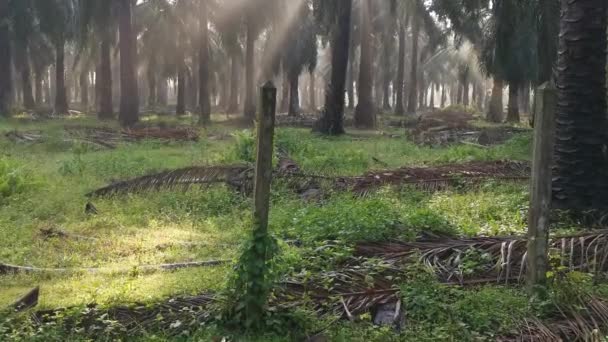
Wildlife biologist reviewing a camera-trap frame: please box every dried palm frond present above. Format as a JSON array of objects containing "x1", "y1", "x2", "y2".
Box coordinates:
[
  {"x1": 501, "y1": 295, "x2": 608, "y2": 342},
  {"x1": 349, "y1": 160, "x2": 530, "y2": 195},
  {"x1": 4, "y1": 130, "x2": 44, "y2": 143},
  {"x1": 276, "y1": 261, "x2": 401, "y2": 318},
  {"x1": 87, "y1": 165, "x2": 252, "y2": 197},
  {"x1": 356, "y1": 230, "x2": 608, "y2": 284}
]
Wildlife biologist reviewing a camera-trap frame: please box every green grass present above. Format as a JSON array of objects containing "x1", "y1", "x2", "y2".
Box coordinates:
[{"x1": 0, "y1": 115, "x2": 537, "y2": 340}]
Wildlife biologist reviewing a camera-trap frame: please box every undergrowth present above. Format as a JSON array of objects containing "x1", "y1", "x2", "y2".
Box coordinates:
[{"x1": 0, "y1": 117, "x2": 558, "y2": 341}]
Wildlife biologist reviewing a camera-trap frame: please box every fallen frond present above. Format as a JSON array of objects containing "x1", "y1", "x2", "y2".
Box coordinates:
[
  {"x1": 502, "y1": 295, "x2": 608, "y2": 341},
  {"x1": 87, "y1": 165, "x2": 252, "y2": 197},
  {"x1": 356, "y1": 229, "x2": 608, "y2": 284}
]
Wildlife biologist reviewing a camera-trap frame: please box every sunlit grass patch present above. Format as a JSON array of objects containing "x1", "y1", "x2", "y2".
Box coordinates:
[{"x1": 428, "y1": 182, "x2": 529, "y2": 236}]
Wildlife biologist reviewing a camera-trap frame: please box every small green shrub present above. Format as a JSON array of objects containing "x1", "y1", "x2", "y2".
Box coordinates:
[
  {"x1": 400, "y1": 263, "x2": 531, "y2": 340},
  {"x1": 274, "y1": 194, "x2": 405, "y2": 243},
  {"x1": 230, "y1": 129, "x2": 256, "y2": 163},
  {"x1": 0, "y1": 158, "x2": 29, "y2": 203}
]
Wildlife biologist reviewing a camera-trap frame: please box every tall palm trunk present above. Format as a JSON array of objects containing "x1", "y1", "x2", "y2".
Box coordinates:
[
  {"x1": 309, "y1": 70, "x2": 316, "y2": 111},
  {"x1": 346, "y1": 36, "x2": 355, "y2": 110},
  {"x1": 440, "y1": 84, "x2": 446, "y2": 108},
  {"x1": 147, "y1": 58, "x2": 157, "y2": 108},
  {"x1": 17, "y1": 45, "x2": 35, "y2": 109},
  {"x1": 288, "y1": 72, "x2": 299, "y2": 116},
  {"x1": 462, "y1": 81, "x2": 469, "y2": 106},
  {"x1": 54, "y1": 34, "x2": 68, "y2": 115},
  {"x1": 198, "y1": 0, "x2": 211, "y2": 124},
  {"x1": 506, "y1": 82, "x2": 520, "y2": 122},
  {"x1": 354, "y1": 0, "x2": 375, "y2": 128},
  {"x1": 157, "y1": 78, "x2": 167, "y2": 106},
  {"x1": 34, "y1": 68, "x2": 43, "y2": 106},
  {"x1": 394, "y1": 23, "x2": 406, "y2": 116},
  {"x1": 227, "y1": 55, "x2": 239, "y2": 113},
  {"x1": 406, "y1": 16, "x2": 420, "y2": 114},
  {"x1": 98, "y1": 36, "x2": 113, "y2": 119},
  {"x1": 80, "y1": 69, "x2": 88, "y2": 109},
  {"x1": 243, "y1": 16, "x2": 256, "y2": 121},
  {"x1": 118, "y1": 0, "x2": 139, "y2": 127},
  {"x1": 0, "y1": 0, "x2": 10, "y2": 116},
  {"x1": 316, "y1": 0, "x2": 352, "y2": 135},
  {"x1": 176, "y1": 62, "x2": 186, "y2": 115},
  {"x1": 486, "y1": 78, "x2": 503, "y2": 122},
  {"x1": 553, "y1": 0, "x2": 608, "y2": 210},
  {"x1": 381, "y1": 18, "x2": 393, "y2": 111}
]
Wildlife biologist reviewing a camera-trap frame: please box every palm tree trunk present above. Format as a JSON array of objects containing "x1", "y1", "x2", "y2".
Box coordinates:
[
  {"x1": 227, "y1": 55, "x2": 239, "y2": 113},
  {"x1": 553, "y1": 0, "x2": 608, "y2": 210},
  {"x1": 176, "y1": 63, "x2": 186, "y2": 115},
  {"x1": 462, "y1": 81, "x2": 469, "y2": 106},
  {"x1": 394, "y1": 23, "x2": 406, "y2": 116},
  {"x1": 147, "y1": 60, "x2": 156, "y2": 108},
  {"x1": 34, "y1": 68, "x2": 43, "y2": 106},
  {"x1": 486, "y1": 78, "x2": 503, "y2": 122},
  {"x1": 354, "y1": 0, "x2": 375, "y2": 128},
  {"x1": 118, "y1": 0, "x2": 139, "y2": 127},
  {"x1": 381, "y1": 18, "x2": 393, "y2": 111},
  {"x1": 506, "y1": 82, "x2": 520, "y2": 122},
  {"x1": 316, "y1": 0, "x2": 352, "y2": 135},
  {"x1": 198, "y1": 0, "x2": 211, "y2": 124},
  {"x1": 280, "y1": 71, "x2": 289, "y2": 113},
  {"x1": 288, "y1": 72, "x2": 299, "y2": 116},
  {"x1": 309, "y1": 70, "x2": 316, "y2": 111},
  {"x1": 157, "y1": 78, "x2": 167, "y2": 106},
  {"x1": 97, "y1": 38, "x2": 113, "y2": 119},
  {"x1": 54, "y1": 34, "x2": 68, "y2": 115},
  {"x1": 346, "y1": 36, "x2": 355, "y2": 110},
  {"x1": 406, "y1": 16, "x2": 420, "y2": 114},
  {"x1": 80, "y1": 69, "x2": 88, "y2": 109},
  {"x1": 243, "y1": 16, "x2": 256, "y2": 121},
  {"x1": 430, "y1": 83, "x2": 435, "y2": 108},
  {"x1": 0, "y1": 0, "x2": 10, "y2": 116},
  {"x1": 441, "y1": 84, "x2": 446, "y2": 108},
  {"x1": 17, "y1": 44, "x2": 35, "y2": 110}
]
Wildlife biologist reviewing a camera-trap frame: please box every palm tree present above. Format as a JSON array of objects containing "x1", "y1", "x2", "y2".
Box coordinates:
[
  {"x1": 29, "y1": 33, "x2": 54, "y2": 106},
  {"x1": 552, "y1": 0, "x2": 608, "y2": 210},
  {"x1": 282, "y1": 2, "x2": 317, "y2": 117},
  {"x1": 10, "y1": 0, "x2": 36, "y2": 109},
  {"x1": 79, "y1": 0, "x2": 115, "y2": 119},
  {"x1": 314, "y1": 0, "x2": 353, "y2": 135},
  {"x1": 34, "y1": 0, "x2": 76, "y2": 115},
  {"x1": 393, "y1": 14, "x2": 407, "y2": 115},
  {"x1": 118, "y1": 0, "x2": 138, "y2": 126},
  {"x1": 198, "y1": 0, "x2": 211, "y2": 125},
  {"x1": 379, "y1": 0, "x2": 396, "y2": 112},
  {"x1": 0, "y1": 0, "x2": 10, "y2": 115},
  {"x1": 353, "y1": 0, "x2": 375, "y2": 128}
]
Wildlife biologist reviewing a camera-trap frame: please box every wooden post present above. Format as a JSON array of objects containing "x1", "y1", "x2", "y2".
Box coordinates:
[
  {"x1": 240, "y1": 81, "x2": 276, "y2": 324},
  {"x1": 526, "y1": 82, "x2": 556, "y2": 293},
  {"x1": 253, "y1": 81, "x2": 276, "y2": 234}
]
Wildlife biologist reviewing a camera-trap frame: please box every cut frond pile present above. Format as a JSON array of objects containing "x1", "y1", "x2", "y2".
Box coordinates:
[
  {"x1": 503, "y1": 295, "x2": 608, "y2": 341},
  {"x1": 348, "y1": 160, "x2": 530, "y2": 194},
  {"x1": 356, "y1": 230, "x2": 608, "y2": 284}
]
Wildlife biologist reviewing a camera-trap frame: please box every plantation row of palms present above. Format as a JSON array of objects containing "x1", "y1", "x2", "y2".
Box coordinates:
[{"x1": 0, "y1": 0, "x2": 606, "y2": 211}]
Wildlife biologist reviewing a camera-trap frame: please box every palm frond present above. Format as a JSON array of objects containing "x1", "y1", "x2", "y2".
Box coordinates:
[
  {"x1": 87, "y1": 165, "x2": 252, "y2": 197},
  {"x1": 356, "y1": 230, "x2": 608, "y2": 285}
]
